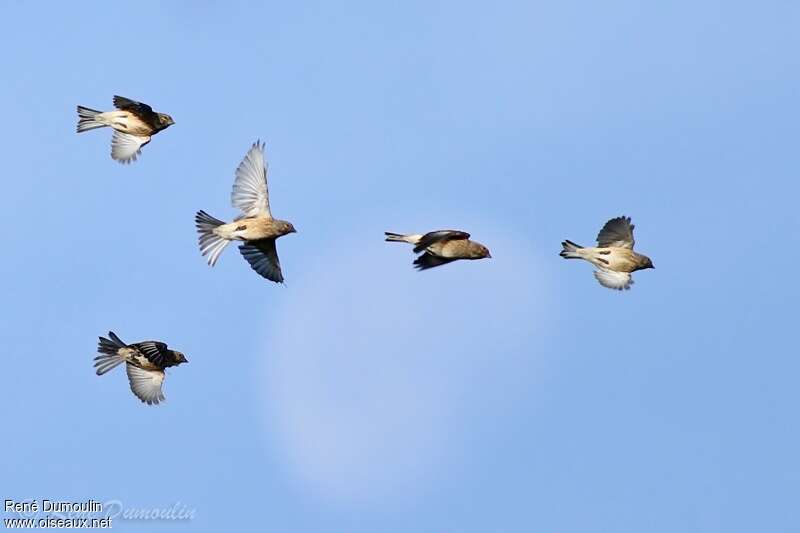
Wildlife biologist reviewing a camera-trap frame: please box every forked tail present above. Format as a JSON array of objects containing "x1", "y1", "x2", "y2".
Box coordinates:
[
  {"x1": 384, "y1": 232, "x2": 422, "y2": 245},
  {"x1": 94, "y1": 331, "x2": 126, "y2": 375},
  {"x1": 559, "y1": 240, "x2": 584, "y2": 259},
  {"x1": 76, "y1": 106, "x2": 106, "y2": 133},
  {"x1": 196, "y1": 210, "x2": 230, "y2": 267}
]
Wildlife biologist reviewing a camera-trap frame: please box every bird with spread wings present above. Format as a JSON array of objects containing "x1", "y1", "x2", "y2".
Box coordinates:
[
  {"x1": 76, "y1": 95, "x2": 174, "y2": 164},
  {"x1": 94, "y1": 331, "x2": 187, "y2": 405},
  {"x1": 195, "y1": 141, "x2": 296, "y2": 283},
  {"x1": 560, "y1": 216, "x2": 654, "y2": 290}
]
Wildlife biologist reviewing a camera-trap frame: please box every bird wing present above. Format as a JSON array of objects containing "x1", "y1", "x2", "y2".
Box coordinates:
[
  {"x1": 413, "y1": 252, "x2": 456, "y2": 270},
  {"x1": 413, "y1": 230, "x2": 470, "y2": 254},
  {"x1": 125, "y1": 364, "x2": 165, "y2": 405},
  {"x1": 231, "y1": 141, "x2": 271, "y2": 218},
  {"x1": 113, "y1": 95, "x2": 154, "y2": 115},
  {"x1": 132, "y1": 341, "x2": 171, "y2": 367},
  {"x1": 593, "y1": 269, "x2": 634, "y2": 290},
  {"x1": 239, "y1": 239, "x2": 284, "y2": 283},
  {"x1": 111, "y1": 131, "x2": 150, "y2": 164},
  {"x1": 596, "y1": 216, "x2": 635, "y2": 249}
]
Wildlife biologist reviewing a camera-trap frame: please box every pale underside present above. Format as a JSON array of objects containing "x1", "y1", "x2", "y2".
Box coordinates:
[
  {"x1": 118, "y1": 346, "x2": 166, "y2": 405},
  {"x1": 593, "y1": 269, "x2": 634, "y2": 290},
  {"x1": 125, "y1": 363, "x2": 165, "y2": 405}
]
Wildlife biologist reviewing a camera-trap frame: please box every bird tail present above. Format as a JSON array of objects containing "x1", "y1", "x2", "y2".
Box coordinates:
[
  {"x1": 559, "y1": 240, "x2": 584, "y2": 259},
  {"x1": 384, "y1": 232, "x2": 422, "y2": 245},
  {"x1": 196, "y1": 210, "x2": 230, "y2": 267},
  {"x1": 76, "y1": 105, "x2": 107, "y2": 133},
  {"x1": 94, "y1": 331, "x2": 126, "y2": 375}
]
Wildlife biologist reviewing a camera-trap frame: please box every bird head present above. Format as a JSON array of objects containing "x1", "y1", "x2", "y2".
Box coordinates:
[
  {"x1": 174, "y1": 351, "x2": 188, "y2": 364},
  {"x1": 472, "y1": 243, "x2": 492, "y2": 259},
  {"x1": 281, "y1": 221, "x2": 297, "y2": 235},
  {"x1": 158, "y1": 113, "x2": 175, "y2": 127},
  {"x1": 641, "y1": 257, "x2": 655, "y2": 270}
]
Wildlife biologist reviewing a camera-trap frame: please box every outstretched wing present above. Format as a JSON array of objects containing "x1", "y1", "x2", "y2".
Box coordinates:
[
  {"x1": 413, "y1": 230, "x2": 470, "y2": 254},
  {"x1": 113, "y1": 95, "x2": 154, "y2": 115},
  {"x1": 132, "y1": 341, "x2": 171, "y2": 367},
  {"x1": 593, "y1": 269, "x2": 634, "y2": 290},
  {"x1": 596, "y1": 216, "x2": 635, "y2": 249},
  {"x1": 125, "y1": 364, "x2": 165, "y2": 405},
  {"x1": 413, "y1": 252, "x2": 456, "y2": 271},
  {"x1": 111, "y1": 131, "x2": 150, "y2": 164},
  {"x1": 231, "y1": 141, "x2": 271, "y2": 218},
  {"x1": 239, "y1": 239, "x2": 284, "y2": 283}
]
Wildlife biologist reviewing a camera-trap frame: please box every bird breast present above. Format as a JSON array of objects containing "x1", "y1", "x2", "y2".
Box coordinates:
[
  {"x1": 218, "y1": 217, "x2": 283, "y2": 241},
  {"x1": 435, "y1": 240, "x2": 471, "y2": 259},
  {"x1": 590, "y1": 248, "x2": 642, "y2": 272},
  {"x1": 103, "y1": 111, "x2": 154, "y2": 136}
]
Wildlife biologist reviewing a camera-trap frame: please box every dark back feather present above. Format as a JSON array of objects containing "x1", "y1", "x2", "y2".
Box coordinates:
[
  {"x1": 413, "y1": 230, "x2": 470, "y2": 254},
  {"x1": 113, "y1": 95, "x2": 164, "y2": 131}
]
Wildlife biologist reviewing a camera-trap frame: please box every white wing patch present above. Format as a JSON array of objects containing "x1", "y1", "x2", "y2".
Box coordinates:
[
  {"x1": 593, "y1": 269, "x2": 634, "y2": 291},
  {"x1": 111, "y1": 131, "x2": 150, "y2": 164},
  {"x1": 231, "y1": 141, "x2": 271, "y2": 218},
  {"x1": 125, "y1": 364, "x2": 165, "y2": 405}
]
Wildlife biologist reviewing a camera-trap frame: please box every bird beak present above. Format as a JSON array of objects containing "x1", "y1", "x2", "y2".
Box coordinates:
[
  {"x1": 487, "y1": 252, "x2": 492, "y2": 258},
  {"x1": 291, "y1": 228, "x2": 298, "y2": 233}
]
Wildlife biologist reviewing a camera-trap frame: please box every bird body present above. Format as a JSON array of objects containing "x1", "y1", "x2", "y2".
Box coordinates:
[
  {"x1": 209, "y1": 216, "x2": 295, "y2": 242},
  {"x1": 196, "y1": 141, "x2": 296, "y2": 283},
  {"x1": 560, "y1": 216, "x2": 654, "y2": 290},
  {"x1": 562, "y1": 244, "x2": 651, "y2": 272},
  {"x1": 385, "y1": 230, "x2": 491, "y2": 270},
  {"x1": 83, "y1": 110, "x2": 161, "y2": 137},
  {"x1": 94, "y1": 331, "x2": 187, "y2": 406},
  {"x1": 76, "y1": 95, "x2": 174, "y2": 163},
  {"x1": 116, "y1": 345, "x2": 161, "y2": 372},
  {"x1": 429, "y1": 238, "x2": 486, "y2": 260}
]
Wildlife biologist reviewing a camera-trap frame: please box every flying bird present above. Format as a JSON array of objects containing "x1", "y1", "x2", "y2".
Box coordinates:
[
  {"x1": 94, "y1": 331, "x2": 187, "y2": 405},
  {"x1": 559, "y1": 215, "x2": 654, "y2": 290},
  {"x1": 76, "y1": 95, "x2": 174, "y2": 164},
  {"x1": 385, "y1": 230, "x2": 491, "y2": 270},
  {"x1": 195, "y1": 141, "x2": 296, "y2": 283}
]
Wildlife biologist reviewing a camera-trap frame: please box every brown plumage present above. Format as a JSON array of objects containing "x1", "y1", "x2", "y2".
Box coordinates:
[
  {"x1": 195, "y1": 141, "x2": 296, "y2": 283},
  {"x1": 94, "y1": 331, "x2": 187, "y2": 406},
  {"x1": 385, "y1": 230, "x2": 491, "y2": 270},
  {"x1": 76, "y1": 95, "x2": 174, "y2": 164},
  {"x1": 559, "y1": 215, "x2": 654, "y2": 290}
]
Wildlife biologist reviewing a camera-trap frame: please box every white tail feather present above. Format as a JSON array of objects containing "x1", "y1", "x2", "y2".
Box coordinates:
[
  {"x1": 559, "y1": 240, "x2": 583, "y2": 259},
  {"x1": 76, "y1": 106, "x2": 106, "y2": 133},
  {"x1": 94, "y1": 332, "x2": 126, "y2": 375},
  {"x1": 196, "y1": 210, "x2": 230, "y2": 267},
  {"x1": 94, "y1": 354, "x2": 125, "y2": 375},
  {"x1": 384, "y1": 232, "x2": 422, "y2": 245}
]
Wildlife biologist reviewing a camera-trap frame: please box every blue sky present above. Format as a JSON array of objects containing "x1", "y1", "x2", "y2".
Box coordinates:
[{"x1": 1, "y1": 0, "x2": 799, "y2": 531}]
